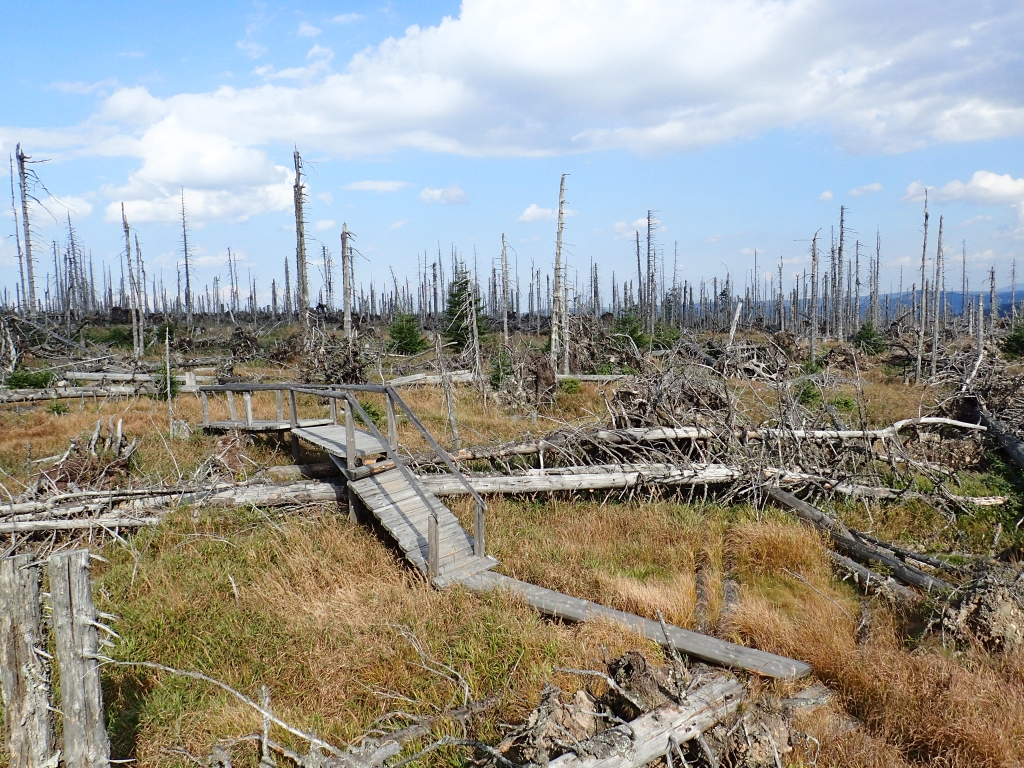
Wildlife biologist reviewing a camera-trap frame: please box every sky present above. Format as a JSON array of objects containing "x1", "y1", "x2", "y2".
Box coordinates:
[{"x1": 2, "y1": 0, "x2": 1023, "y2": 306}]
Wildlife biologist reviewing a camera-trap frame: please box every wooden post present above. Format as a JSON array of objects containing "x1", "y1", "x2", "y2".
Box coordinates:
[
  {"x1": 428, "y1": 513, "x2": 439, "y2": 581},
  {"x1": 201, "y1": 391, "x2": 209, "y2": 427},
  {"x1": 275, "y1": 390, "x2": 284, "y2": 422},
  {"x1": 386, "y1": 392, "x2": 398, "y2": 452},
  {"x1": 344, "y1": 397, "x2": 358, "y2": 523},
  {"x1": 329, "y1": 396, "x2": 337, "y2": 425},
  {"x1": 474, "y1": 502, "x2": 485, "y2": 557},
  {"x1": 243, "y1": 391, "x2": 253, "y2": 427},
  {"x1": 0, "y1": 555, "x2": 56, "y2": 768},
  {"x1": 288, "y1": 389, "x2": 299, "y2": 461},
  {"x1": 48, "y1": 550, "x2": 110, "y2": 768},
  {"x1": 226, "y1": 390, "x2": 237, "y2": 422}
]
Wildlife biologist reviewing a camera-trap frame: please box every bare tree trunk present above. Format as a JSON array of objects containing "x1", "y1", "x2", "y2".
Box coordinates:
[
  {"x1": 809, "y1": 232, "x2": 819, "y2": 362},
  {"x1": 293, "y1": 150, "x2": 309, "y2": 329},
  {"x1": 930, "y1": 215, "x2": 943, "y2": 378},
  {"x1": 501, "y1": 233, "x2": 509, "y2": 348},
  {"x1": 550, "y1": 174, "x2": 567, "y2": 371},
  {"x1": 342, "y1": 223, "x2": 352, "y2": 342},
  {"x1": 915, "y1": 193, "x2": 929, "y2": 381},
  {"x1": 121, "y1": 205, "x2": 141, "y2": 359},
  {"x1": 16, "y1": 145, "x2": 37, "y2": 314},
  {"x1": 180, "y1": 189, "x2": 193, "y2": 325}
]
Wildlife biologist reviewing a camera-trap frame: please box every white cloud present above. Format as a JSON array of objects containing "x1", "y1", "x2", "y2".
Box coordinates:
[
  {"x1": 850, "y1": 182, "x2": 882, "y2": 196},
  {"x1": 960, "y1": 214, "x2": 993, "y2": 227},
  {"x1": 315, "y1": 219, "x2": 335, "y2": 231},
  {"x1": 37, "y1": 195, "x2": 94, "y2": 220},
  {"x1": 819, "y1": 190, "x2": 834, "y2": 201},
  {"x1": 343, "y1": 180, "x2": 411, "y2": 193},
  {"x1": 905, "y1": 170, "x2": 1024, "y2": 205},
  {"x1": 10, "y1": 0, "x2": 1024, "y2": 220},
  {"x1": 254, "y1": 45, "x2": 333, "y2": 80},
  {"x1": 740, "y1": 247, "x2": 755, "y2": 255},
  {"x1": 236, "y1": 40, "x2": 266, "y2": 59},
  {"x1": 53, "y1": 80, "x2": 119, "y2": 95},
  {"x1": 419, "y1": 184, "x2": 466, "y2": 204},
  {"x1": 517, "y1": 203, "x2": 555, "y2": 222},
  {"x1": 331, "y1": 13, "x2": 362, "y2": 24},
  {"x1": 389, "y1": 220, "x2": 409, "y2": 230},
  {"x1": 298, "y1": 22, "x2": 321, "y2": 37},
  {"x1": 317, "y1": 191, "x2": 334, "y2": 204}
]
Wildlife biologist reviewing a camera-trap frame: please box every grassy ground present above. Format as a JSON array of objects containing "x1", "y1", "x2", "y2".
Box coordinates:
[{"x1": 0, "y1": 328, "x2": 1022, "y2": 767}]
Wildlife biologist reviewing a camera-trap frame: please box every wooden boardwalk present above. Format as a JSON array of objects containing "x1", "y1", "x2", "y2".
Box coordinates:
[
  {"x1": 198, "y1": 384, "x2": 810, "y2": 681},
  {"x1": 348, "y1": 468, "x2": 498, "y2": 587}
]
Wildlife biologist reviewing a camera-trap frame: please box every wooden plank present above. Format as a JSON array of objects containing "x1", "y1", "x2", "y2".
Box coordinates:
[
  {"x1": 292, "y1": 425, "x2": 385, "y2": 458},
  {"x1": 206, "y1": 418, "x2": 331, "y2": 432},
  {"x1": 48, "y1": 550, "x2": 110, "y2": 768},
  {"x1": 0, "y1": 554, "x2": 56, "y2": 768},
  {"x1": 460, "y1": 571, "x2": 811, "y2": 680}
]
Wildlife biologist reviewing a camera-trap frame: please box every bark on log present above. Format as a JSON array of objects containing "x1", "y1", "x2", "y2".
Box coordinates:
[
  {"x1": 547, "y1": 678, "x2": 745, "y2": 768},
  {"x1": 767, "y1": 488, "x2": 952, "y2": 593},
  {"x1": 0, "y1": 555, "x2": 56, "y2": 768},
  {"x1": 48, "y1": 550, "x2": 110, "y2": 768},
  {"x1": 961, "y1": 396, "x2": 1024, "y2": 472}
]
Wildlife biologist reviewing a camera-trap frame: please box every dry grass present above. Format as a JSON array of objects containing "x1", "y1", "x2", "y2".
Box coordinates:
[{"x1": 94, "y1": 508, "x2": 653, "y2": 767}]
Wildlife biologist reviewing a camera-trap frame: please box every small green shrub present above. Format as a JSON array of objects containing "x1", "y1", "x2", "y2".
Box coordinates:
[
  {"x1": 7, "y1": 367, "x2": 54, "y2": 388},
  {"x1": 652, "y1": 321, "x2": 680, "y2": 350},
  {"x1": 853, "y1": 321, "x2": 887, "y2": 355},
  {"x1": 490, "y1": 349, "x2": 514, "y2": 390},
  {"x1": 794, "y1": 380, "x2": 821, "y2": 406},
  {"x1": 387, "y1": 313, "x2": 429, "y2": 355},
  {"x1": 99, "y1": 325, "x2": 134, "y2": 348},
  {"x1": 559, "y1": 377, "x2": 581, "y2": 395},
  {"x1": 800, "y1": 359, "x2": 822, "y2": 375},
  {"x1": 46, "y1": 400, "x2": 69, "y2": 416},
  {"x1": 1002, "y1": 324, "x2": 1024, "y2": 358},
  {"x1": 357, "y1": 399, "x2": 386, "y2": 429},
  {"x1": 612, "y1": 312, "x2": 649, "y2": 350},
  {"x1": 829, "y1": 394, "x2": 858, "y2": 412},
  {"x1": 151, "y1": 371, "x2": 181, "y2": 401}
]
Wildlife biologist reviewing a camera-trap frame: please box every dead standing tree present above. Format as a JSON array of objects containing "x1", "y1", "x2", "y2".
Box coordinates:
[
  {"x1": 15, "y1": 144, "x2": 38, "y2": 314},
  {"x1": 293, "y1": 149, "x2": 310, "y2": 331}
]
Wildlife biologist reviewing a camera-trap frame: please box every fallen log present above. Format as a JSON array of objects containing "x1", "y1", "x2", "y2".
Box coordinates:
[
  {"x1": 547, "y1": 677, "x2": 745, "y2": 768},
  {"x1": 0, "y1": 385, "x2": 157, "y2": 403},
  {"x1": 596, "y1": 416, "x2": 986, "y2": 444},
  {"x1": 767, "y1": 488, "x2": 952, "y2": 593},
  {"x1": 0, "y1": 517, "x2": 160, "y2": 533},
  {"x1": 961, "y1": 396, "x2": 1024, "y2": 471},
  {"x1": 827, "y1": 552, "x2": 920, "y2": 606}
]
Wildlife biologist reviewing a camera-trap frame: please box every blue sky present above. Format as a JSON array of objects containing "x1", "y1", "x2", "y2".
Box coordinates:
[{"x1": 2, "y1": 0, "x2": 1023, "y2": 305}]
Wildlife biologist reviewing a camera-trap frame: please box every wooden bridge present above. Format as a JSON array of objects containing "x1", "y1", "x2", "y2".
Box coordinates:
[{"x1": 197, "y1": 382, "x2": 811, "y2": 680}]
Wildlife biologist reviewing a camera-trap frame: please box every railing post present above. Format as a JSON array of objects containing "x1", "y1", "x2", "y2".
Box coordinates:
[
  {"x1": 386, "y1": 391, "x2": 398, "y2": 452},
  {"x1": 0, "y1": 554, "x2": 56, "y2": 768},
  {"x1": 344, "y1": 397, "x2": 356, "y2": 469},
  {"x1": 275, "y1": 389, "x2": 284, "y2": 422},
  {"x1": 49, "y1": 550, "x2": 110, "y2": 768},
  {"x1": 243, "y1": 391, "x2": 254, "y2": 427},
  {"x1": 288, "y1": 389, "x2": 299, "y2": 461},
  {"x1": 201, "y1": 391, "x2": 209, "y2": 427},
  {"x1": 474, "y1": 502, "x2": 485, "y2": 557},
  {"x1": 428, "y1": 513, "x2": 439, "y2": 581},
  {"x1": 226, "y1": 390, "x2": 237, "y2": 422},
  {"x1": 330, "y1": 396, "x2": 337, "y2": 424}
]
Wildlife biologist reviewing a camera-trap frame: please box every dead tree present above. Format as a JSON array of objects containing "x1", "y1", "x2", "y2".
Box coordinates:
[
  {"x1": 293, "y1": 150, "x2": 310, "y2": 329},
  {"x1": 930, "y1": 215, "x2": 943, "y2": 378},
  {"x1": 180, "y1": 189, "x2": 193, "y2": 324},
  {"x1": 915, "y1": 192, "x2": 929, "y2": 381},
  {"x1": 551, "y1": 174, "x2": 567, "y2": 373},
  {"x1": 15, "y1": 144, "x2": 37, "y2": 313},
  {"x1": 342, "y1": 223, "x2": 352, "y2": 341}
]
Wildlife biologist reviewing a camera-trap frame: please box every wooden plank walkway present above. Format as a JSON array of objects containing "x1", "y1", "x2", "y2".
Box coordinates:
[
  {"x1": 292, "y1": 424, "x2": 388, "y2": 459},
  {"x1": 207, "y1": 418, "x2": 331, "y2": 432},
  {"x1": 459, "y1": 570, "x2": 811, "y2": 680},
  {"x1": 348, "y1": 468, "x2": 498, "y2": 587}
]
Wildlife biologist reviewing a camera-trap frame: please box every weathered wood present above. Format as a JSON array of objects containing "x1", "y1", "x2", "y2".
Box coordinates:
[
  {"x1": 427, "y1": 514, "x2": 439, "y2": 582},
  {"x1": 292, "y1": 424, "x2": 385, "y2": 460},
  {"x1": 48, "y1": 550, "x2": 110, "y2": 768},
  {"x1": 226, "y1": 390, "x2": 237, "y2": 421},
  {"x1": 767, "y1": 488, "x2": 952, "y2": 593},
  {"x1": 548, "y1": 678, "x2": 744, "y2": 768},
  {"x1": 0, "y1": 517, "x2": 160, "y2": 533},
  {"x1": 474, "y1": 502, "x2": 485, "y2": 557},
  {"x1": 385, "y1": 392, "x2": 398, "y2": 452},
  {"x1": 205, "y1": 418, "x2": 332, "y2": 433},
  {"x1": 828, "y1": 552, "x2": 919, "y2": 605},
  {"x1": 201, "y1": 391, "x2": 209, "y2": 427},
  {"x1": 243, "y1": 391, "x2": 254, "y2": 427},
  {"x1": 0, "y1": 555, "x2": 55, "y2": 768},
  {"x1": 962, "y1": 396, "x2": 1024, "y2": 471},
  {"x1": 461, "y1": 571, "x2": 811, "y2": 680},
  {"x1": 288, "y1": 389, "x2": 299, "y2": 461}
]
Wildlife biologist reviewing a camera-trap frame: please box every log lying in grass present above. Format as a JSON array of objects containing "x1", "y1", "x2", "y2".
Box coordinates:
[
  {"x1": 547, "y1": 677, "x2": 745, "y2": 768},
  {"x1": 828, "y1": 552, "x2": 920, "y2": 606},
  {"x1": 767, "y1": 487, "x2": 952, "y2": 593},
  {"x1": 596, "y1": 416, "x2": 986, "y2": 444},
  {"x1": 0, "y1": 384, "x2": 157, "y2": 403},
  {"x1": 961, "y1": 396, "x2": 1024, "y2": 472}
]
